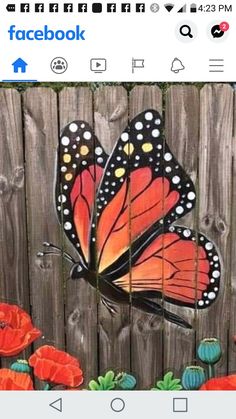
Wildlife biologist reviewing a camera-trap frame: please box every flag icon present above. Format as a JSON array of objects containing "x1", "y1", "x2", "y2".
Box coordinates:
[{"x1": 132, "y1": 58, "x2": 145, "y2": 73}]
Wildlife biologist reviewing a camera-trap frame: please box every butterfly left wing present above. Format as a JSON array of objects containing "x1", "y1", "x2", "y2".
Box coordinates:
[
  {"x1": 114, "y1": 225, "x2": 221, "y2": 310},
  {"x1": 56, "y1": 120, "x2": 108, "y2": 266}
]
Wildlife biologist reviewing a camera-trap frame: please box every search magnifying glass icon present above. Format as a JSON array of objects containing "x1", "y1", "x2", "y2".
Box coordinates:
[{"x1": 180, "y1": 24, "x2": 193, "y2": 38}]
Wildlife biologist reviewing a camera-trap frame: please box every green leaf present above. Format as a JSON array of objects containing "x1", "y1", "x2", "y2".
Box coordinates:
[
  {"x1": 152, "y1": 371, "x2": 183, "y2": 391},
  {"x1": 88, "y1": 380, "x2": 101, "y2": 391},
  {"x1": 89, "y1": 371, "x2": 116, "y2": 391},
  {"x1": 163, "y1": 372, "x2": 173, "y2": 386}
]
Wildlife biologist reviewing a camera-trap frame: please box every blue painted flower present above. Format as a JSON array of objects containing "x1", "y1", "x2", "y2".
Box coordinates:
[
  {"x1": 116, "y1": 373, "x2": 137, "y2": 390},
  {"x1": 10, "y1": 359, "x2": 31, "y2": 374},
  {"x1": 197, "y1": 338, "x2": 222, "y2": 365},
  {"x1": 182, "y1": 366, "x2": 206, "y2": 390}
]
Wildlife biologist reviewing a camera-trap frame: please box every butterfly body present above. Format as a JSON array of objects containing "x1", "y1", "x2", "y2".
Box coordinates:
[{"x1": 54, "y1": 110, "x2": 221, "y2": 329}]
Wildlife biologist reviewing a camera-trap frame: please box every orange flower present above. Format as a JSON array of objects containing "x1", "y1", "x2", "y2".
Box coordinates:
[
  {"x1": 0, "y1": 303, "x2": 41, "y2": 356},
  {"x1": 0, "y1": 369, "x2": 34, "y2": 390},
  {"x1": 200, "y1": 375, "x2": 236, "y2": 390},
  {"x1": 29, "y1": 345, "x2": 84, "y2": 387}
]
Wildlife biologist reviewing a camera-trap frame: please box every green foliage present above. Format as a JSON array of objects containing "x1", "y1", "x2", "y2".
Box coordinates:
[
  {"x1": 152, "y1": 371, "x2": 182, "y2": 391},
  {"x1": 89, "y1": 371, "x2": 116, "y2": 391}
]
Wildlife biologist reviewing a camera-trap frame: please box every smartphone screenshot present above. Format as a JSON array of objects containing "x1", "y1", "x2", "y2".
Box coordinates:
[{"x1": 0, "y1": 0, "x2": 235, "y2": 417}]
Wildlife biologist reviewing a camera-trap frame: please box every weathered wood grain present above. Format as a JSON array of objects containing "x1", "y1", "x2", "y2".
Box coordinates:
[
  {"x1": 59, "y1": 87, "x2": 98, "y2": 385},
  {"x1": 23, "y1": 88, "x2": 65, "y2": 356},
  {"x1": 0, "y1": 89, "x2": 30, "y2": 367},
  {"x1": 164, "y1": 86, "x2": 200, "y2": 376},
  {"x1": 0, "y1": 83, "x2": 235, "y2": 387},
  {"x1": 228, "y1": 89, "x2": 236, "y2": 374},
  {"x1": 129, "y1": 86, "x2": 163, "y2": 389},
  {"x1": 197, "y1": 84, "x2": 233, "y2": 375},
  {"x1": 94, "y1": 86, "x2": 130, "y2": 375}
]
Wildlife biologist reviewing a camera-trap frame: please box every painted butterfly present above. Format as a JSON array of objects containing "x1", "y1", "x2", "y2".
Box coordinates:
[{"x1": 48, "y1": 110, "x2": 221, "y2": 329}]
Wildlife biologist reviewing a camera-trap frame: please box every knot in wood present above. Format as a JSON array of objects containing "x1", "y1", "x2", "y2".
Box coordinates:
[
  {"x1": 202, "y1": 214, "x2": 213, "y2": 229},
  {"x1": 0, "y1": 176, "x2": 9, "y2": 195},
  {"x1": 109, "y1": 101, "x2": 128, "y2": 122},
  {"x1": 214, "y1": 217, "x2": 227, "y2": 234},
  {"x1": 135, "y1": 318, "x2": 146, "y2": 333},
  {"x1": 68, "y1": 308, "x2": 81, "y2": 325},
  {"x1": 12, "y1": 167, "x2": 24, "y2": 189}
]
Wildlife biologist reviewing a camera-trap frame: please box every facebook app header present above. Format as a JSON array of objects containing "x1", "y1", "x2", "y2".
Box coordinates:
[{"x1": 8, "y1": 25, "x2": 86, "y2": 40}]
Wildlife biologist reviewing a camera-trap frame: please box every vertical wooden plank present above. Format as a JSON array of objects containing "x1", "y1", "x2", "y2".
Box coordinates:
[
  {"x1": 0, "y1": 89, "x2": 30, "y2": 367},
  {"x1": 197, "y1": 84, "x2": 233, "y2": 374},
  {"x1": 59, "y1": 87, "x2": 98, "y2": 385},
  {"x1": 164, "y1": 86, "x2": 199, "y2": 376},
  {"x1": 94, "y1": 86, "x2": 130, "y2": 374},
  {"x1": 228, "y1": 89, "x2": 236, "y2": 374},
  {"x1": 129, "y1": 86, "x2": 163, "y2": 389},
  {"x1": 24, "y1": 88, "x2": 65, "y2": 355}
]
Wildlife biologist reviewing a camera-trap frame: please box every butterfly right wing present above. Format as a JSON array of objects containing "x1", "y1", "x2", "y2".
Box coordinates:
[
  {"x1": 56, "y1": 120, "x2": 108, "y2": 266},
  {"x1": 114, "y1": 225, "x2": 221, "y2": 310}
]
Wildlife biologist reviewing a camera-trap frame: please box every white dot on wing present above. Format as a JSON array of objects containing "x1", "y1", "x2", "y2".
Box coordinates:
[
  {"x1": 61, "y1": 136, "x2": 70, "y2": 146},
  {"x1": 95, "y1": 147, "x2": 103, "y2": 155},
  {"x1": 172, "y1": 176, "x2": 180, "y2": 184},
  {"x1": 187, "y1": 191, "x2": 196, "y2": 200},
  {"x1": 135, "y1": 121, "x2": 143, "y2": 130},
  {"x1": 121, "y1": 132, "x2": 129, "y2": 142},
  {"x1": 152, "y1": 129, "x2": 160, "y2": 138},
  {"x1": 205, "y1": 242, "x2": 213, "y2": 251},
  {"x1": 69, "y1": 123, "x2": 78, "y2": 133},
  {"x1": 145, "y1": 112, "x2": 153, "y2": 121},
  {"x1": 64, "y1": 222, "x2": 72, "y2": 230},
  {"x1": 83, "y1": 131, "x2": 92, "y2": 140},
  {"x1": 164, "y1": 153, "x2": 172, "y2": 161}
]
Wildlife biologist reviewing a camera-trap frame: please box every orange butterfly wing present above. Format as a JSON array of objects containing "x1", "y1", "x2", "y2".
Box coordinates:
[
  {"x1": 56, "y1": 121, "x2": 107, "y2": 265},
  {"x1": 114, "y1": 226, "x2": 220, "y2": 309},
  {"x1": 95, "y1": 110, "x2": 196, "y2": 274}
]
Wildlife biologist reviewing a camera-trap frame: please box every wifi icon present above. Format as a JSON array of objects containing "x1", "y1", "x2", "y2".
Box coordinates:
[{"x1": 164, "y1": 3, "x2": 174, "y2": 12}]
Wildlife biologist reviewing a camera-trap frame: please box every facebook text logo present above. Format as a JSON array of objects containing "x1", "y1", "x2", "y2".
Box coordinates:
[{"x1": 8, "y1": 25, "x2": 86, "y2": 41}]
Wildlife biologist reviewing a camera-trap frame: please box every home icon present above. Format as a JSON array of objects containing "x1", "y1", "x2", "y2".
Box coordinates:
[{"x1": 12, "y1": 58, "x2": 28, "y2": 73}]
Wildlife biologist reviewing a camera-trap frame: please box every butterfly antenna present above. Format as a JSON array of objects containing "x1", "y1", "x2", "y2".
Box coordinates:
[{"x1": 37, "y1": 242, "x2": 76, "y2": 264}]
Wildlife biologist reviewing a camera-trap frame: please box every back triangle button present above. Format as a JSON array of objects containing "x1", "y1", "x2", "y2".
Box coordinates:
[{"x1": 49, "y1": 398, "x2": 63, "y2": 413}]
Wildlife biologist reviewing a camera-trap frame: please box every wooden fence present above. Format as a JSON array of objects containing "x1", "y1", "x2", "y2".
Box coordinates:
[{"x1": 0, "y1": 84, "x2": 236, "y2": 389}]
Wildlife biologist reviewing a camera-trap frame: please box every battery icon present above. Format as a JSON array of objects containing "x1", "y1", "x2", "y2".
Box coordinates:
[{"x1": 190, "y1": 3, "x2": 197, "y2": 12}]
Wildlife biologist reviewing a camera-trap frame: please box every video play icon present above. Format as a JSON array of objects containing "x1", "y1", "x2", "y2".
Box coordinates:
[{"x1": 90, "y1": 58, "x2": 107, "y2": 73}]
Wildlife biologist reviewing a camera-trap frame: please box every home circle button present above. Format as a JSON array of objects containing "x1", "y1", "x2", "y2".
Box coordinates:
[{"x1": 110, "y1": 398, "x2": 125, "y2": 413}]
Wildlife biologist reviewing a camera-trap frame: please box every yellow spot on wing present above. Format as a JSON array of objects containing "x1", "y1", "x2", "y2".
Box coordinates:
[
  {"x1": 80, "y1": 145, "x2": 89, "y2": 156},
  {"x1": 115, "y1": 168, "x2": 125, "y2": 178},
  {"x1": 65, "y1": 173, "x2": 73, "y2": 181},
  {"x1": 63, "y1": 154, "x2": 71, "y2": 163},
  {"x1": 123, "y1": 143, "x2": 134, "y2": 155},
  {"x1": 142, "y1": 142, "x2": 153, "y2": 152}
]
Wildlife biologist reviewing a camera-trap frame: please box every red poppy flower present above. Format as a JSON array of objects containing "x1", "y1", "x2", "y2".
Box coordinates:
[
  {"x1": 200, "y1": 375, "x2": 236, "y2": 390},
  {"x1": 0, "y1": 303, "x2": 41, "y2": 356},
  {"x1": 0, "y1": 369, "x2": 34, "y2": 390},
  {"x1": 29, "y1": 345, "x2": 84, "y2": 387}
]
